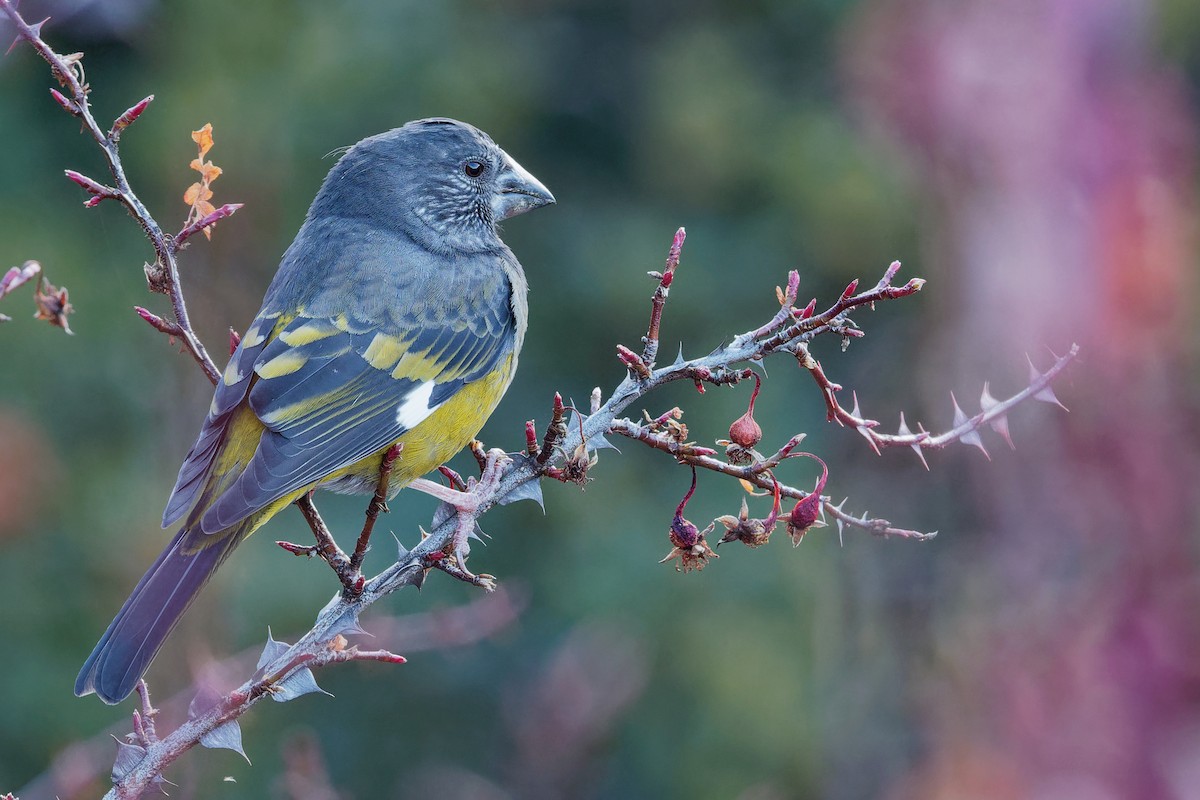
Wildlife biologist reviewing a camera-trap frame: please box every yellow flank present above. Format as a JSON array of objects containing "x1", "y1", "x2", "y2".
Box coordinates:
[
  {"x1": 343, "y1": 359, "x2": 512, "y2": 485},
  {"x1": 362, "y1": 332, "x2": 408, "y2": 370},
  {"x1": 280, "y1": 322, "x2": 339, "y2": 347},
  {"x1": 211, "y1": 407, "x2": 266, "y2": 482},
  {"x1": 256, "y1": 351, "x2": 308, "y2": 379}
]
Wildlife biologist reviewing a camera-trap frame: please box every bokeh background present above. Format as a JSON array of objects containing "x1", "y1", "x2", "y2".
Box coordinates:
[{"x1": 2, "y1": 0, "x2": 1198, "y2": 797}]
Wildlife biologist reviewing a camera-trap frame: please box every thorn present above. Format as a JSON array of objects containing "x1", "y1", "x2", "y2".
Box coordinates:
[
  {"x1": 1027, "y1": 354, "x2": 1069, "y2": 411},
  {"x1": 228, "y1": 327, "x2": 241, "y2": 355},
  {"x1": 898, "y1": 411, "x2": 929, "y2": 470},
  {"x1": 980, "y1": 382, "x2": 1015, "y2": 449},
  {"x1": 850, "y1": 391, "x2": 881, "y2": 455},
  {"x1": 951, "y1": 391, "x2": 989, "y2": 459},
  {"x1": 833, "y1": 497, "x2": 849, "y2": 540}
]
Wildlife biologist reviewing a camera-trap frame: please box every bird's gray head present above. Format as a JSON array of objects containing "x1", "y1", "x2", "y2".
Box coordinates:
[{"x1": 311, "y1": 118, "x2": 555, "y2": 254}]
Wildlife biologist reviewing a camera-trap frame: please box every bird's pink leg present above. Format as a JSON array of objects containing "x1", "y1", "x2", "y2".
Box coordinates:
[{"x1": 407, "y1": 449, "x2": 511, "y2": 585}]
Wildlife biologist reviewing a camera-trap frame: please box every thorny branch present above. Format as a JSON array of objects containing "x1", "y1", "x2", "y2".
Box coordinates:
[
  {"x1": 2, "y1": 4, "x2": 1079, "y2": 797},
  {"x1": 101, "y1": 226, "x2": 1074, "y2": 795},
  {"x1": 16, "y1": 590, "x2": 527, "y2": 799}
]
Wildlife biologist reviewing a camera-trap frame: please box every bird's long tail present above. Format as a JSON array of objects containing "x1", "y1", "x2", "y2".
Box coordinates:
[{"x1": 74, "y1": 522, "x2": 248, "y2": 704}]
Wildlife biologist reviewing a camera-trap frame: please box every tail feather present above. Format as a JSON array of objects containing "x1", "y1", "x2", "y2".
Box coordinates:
[{"x1": 75, "y1": 525, "x2": 245, "y2": 704}]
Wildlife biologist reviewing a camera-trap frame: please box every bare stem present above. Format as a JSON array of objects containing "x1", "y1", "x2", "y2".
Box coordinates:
[
  {"x1": 640, "y1": 227, "x2": 685, "y2": 368},
  {"x1": 1, "y1": 0, "x2": 222, "y2": 382}
]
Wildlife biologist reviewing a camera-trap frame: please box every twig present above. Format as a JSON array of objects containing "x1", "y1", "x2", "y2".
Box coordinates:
[
  {"x1": 799, "y1": 342, "x2": 1080, "y2": 461},
  {"x1": 639, "y1": 227, "x2": 685, "y2": 369},
  {"x1": 1, "y1": 0, "x2": 225, "y2": 382},
  {"x1": 278, "y1": 495, "x2": 362, "y2": 595}
]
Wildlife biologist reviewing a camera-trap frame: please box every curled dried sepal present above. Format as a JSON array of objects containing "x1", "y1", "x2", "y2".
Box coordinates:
[
  {"x1": 717, "y1": 477, "x2": 781, "y2": 548},
  {"x1": 785, "y1": 453, "x2": 829, "y2": 546},
  {"x1": 661, "y1": 467, "x2": 717, "y2": 572},
  {"x1": 567, "y1": 407, "x2": 600, "y2": 484},
  {"x1": 33, "y1": 276, "x2": 73, "y2": 334}
]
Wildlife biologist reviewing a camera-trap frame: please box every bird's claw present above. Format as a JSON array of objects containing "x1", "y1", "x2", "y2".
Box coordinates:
[{"x1": 409, "y1": 448, "x2": 511, "y2": 584}]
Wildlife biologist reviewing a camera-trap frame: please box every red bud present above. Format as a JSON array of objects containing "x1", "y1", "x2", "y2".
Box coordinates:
[
  {"x1": 48, "y1": 87, "x2": 77, "y2": 115},
  {"x1": 728, "y1": 372, "x2": 763, "y2": 448},
  {"x1": 785, "y1": 454, "x2": 829, "y2": 545},
  {"x1": 728, "y1": 412, "x2": 761, "y2": 449},
  {"x1": 661, "y1": 467, "x2": 717, "y2": 572},
  {"x1": 111, "y1": 94, "x2": 153, "y2": 135},
  {"x1": 525, "y1": 420, "x2": 539, "y2": 456}
]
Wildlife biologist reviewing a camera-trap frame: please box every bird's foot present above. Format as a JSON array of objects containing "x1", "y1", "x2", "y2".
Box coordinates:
[{"x1": 408, "y1": 448, "x2": 511, "y2": 585}]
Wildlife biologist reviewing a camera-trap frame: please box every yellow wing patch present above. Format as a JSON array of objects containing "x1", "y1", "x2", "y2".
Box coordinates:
[
  {"x1": 222, "y1": 359, "x2": 245, "y2": 385},
  {"x1": 362, "y1": 333, "x2": 408, "y2": 370},
  {"x1": 280, "y1": 322, "x2": 340, "y2": 347},
  {"x1": 256, "y1": 351, "x2": 308, "y2": 379},
  {"x1": 390, "y1": 349, "x2": 447, "y2": 382}
]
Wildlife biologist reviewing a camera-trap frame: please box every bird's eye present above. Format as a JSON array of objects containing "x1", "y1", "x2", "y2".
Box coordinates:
[{"x1": 463, "y1": 160, "x2": 486, "y2": 178}]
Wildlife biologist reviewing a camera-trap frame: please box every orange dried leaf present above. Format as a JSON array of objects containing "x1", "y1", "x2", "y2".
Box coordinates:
[
  {"x1": 183, "y1": 182, "x2": 203, "y2": 204},
  {"x1": 191, "y1": 123, "x2": 214, "y2": 158},
  {"x1": 202, "y1": 163, "x2": 223, "y2": 183}
]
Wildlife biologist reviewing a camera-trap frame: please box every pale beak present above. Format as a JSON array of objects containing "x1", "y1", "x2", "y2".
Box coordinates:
[{"x1": 492, "y1": 154, "x2": 555, "y2": 221}]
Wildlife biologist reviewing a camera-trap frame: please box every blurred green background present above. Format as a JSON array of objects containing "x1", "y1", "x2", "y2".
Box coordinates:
[{"x1": 2, "y1": 0, "x2": 1199, "y2": 798}]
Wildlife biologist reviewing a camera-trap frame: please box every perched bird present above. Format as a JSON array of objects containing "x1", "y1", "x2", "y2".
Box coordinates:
[{"x1": 76, "y1": 118, "x2": 554, "y2": 704}]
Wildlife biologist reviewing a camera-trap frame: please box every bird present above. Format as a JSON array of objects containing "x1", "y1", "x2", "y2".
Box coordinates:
[{"x1": 75, "y1": 118, "x2": 555, "y2": 704}]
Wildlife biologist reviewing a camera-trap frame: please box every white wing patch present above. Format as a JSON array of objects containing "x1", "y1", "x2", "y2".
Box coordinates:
[{"x1": 396, "y1": 380, "x2": 440, "y2": 429}]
